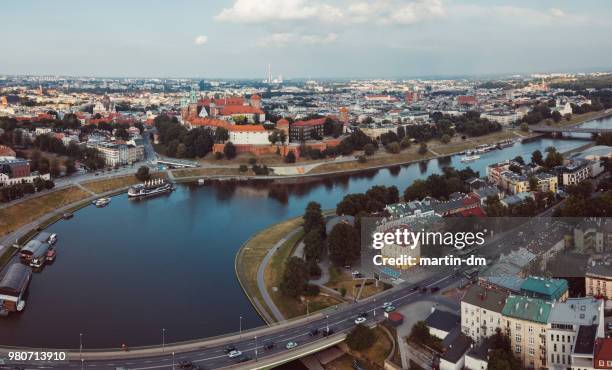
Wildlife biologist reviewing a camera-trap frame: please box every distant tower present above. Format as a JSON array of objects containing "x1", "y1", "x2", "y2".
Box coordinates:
[{"x1": 267, "y1": 64, "x2": 272, "y2": 84}]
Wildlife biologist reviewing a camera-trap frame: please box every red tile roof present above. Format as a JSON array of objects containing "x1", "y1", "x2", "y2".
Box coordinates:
[
  {"x1": 250, "y1": 94, "x2": 261, "y2": 100},
  {"x1": 291, "y1": 118, "x2": 326, "y2": 127},
  {"x1": 0, "y1": 145, "x2": 16, "y2": 157},
  {"x1": 220, "y1": 105, "x2": 264, "y2": 116}
]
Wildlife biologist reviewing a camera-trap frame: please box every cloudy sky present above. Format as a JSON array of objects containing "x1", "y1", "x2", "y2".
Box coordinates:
[{"x1": 2, "y1": 0, "x2": 612, "y2": 78}]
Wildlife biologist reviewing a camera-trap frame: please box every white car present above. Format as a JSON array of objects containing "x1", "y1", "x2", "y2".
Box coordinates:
[
  {"x1": 382, "y1": 302, "x2": 393, "y2": 308},
  {"x1": 286, "y1": 341, "x2": 298, "y2": 349},
  {"x1": 228, "y1": 350, "x2": 242, "y2": 358},
  {"x1": 354, "y1": 317, "x2": 367, "y2": 325}
]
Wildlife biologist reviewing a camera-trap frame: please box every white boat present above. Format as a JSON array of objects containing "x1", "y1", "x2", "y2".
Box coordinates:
[
  {"x1": 48, "y1": 233, "x2": 58, "y2": 246},
  {"x1": 198, "y1": 178, "x2": 205, "y2": 186},
  {"x1": 93, "y1": 198, "x2": 111, "y2": 207},
  {"x1": 460, "y1": 155, "x2": 481, "y2": 163},
  {"x1": 128, "y1": 179, "x2": 174, "y2": 199}
]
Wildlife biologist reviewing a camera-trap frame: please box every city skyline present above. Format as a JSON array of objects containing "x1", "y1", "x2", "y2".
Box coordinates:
[{"x1": 2, "y1": 0, "x2": 612, "y2": 79}]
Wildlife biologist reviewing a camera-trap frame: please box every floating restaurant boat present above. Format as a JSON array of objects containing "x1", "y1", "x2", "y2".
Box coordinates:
[
  {"x1": 128, "y1": 178, "x2": 174, "y2": 199},
  {"x1": 497, "y1": 139, "x2": 515, "y2": 149},
  {"x1": 460, "y1": 155, "x2": 481, "y2": 163},
  {"x1": 46, "y1": 249, "x2": 56, "y2": 262},
  {"x1": 93, "y1": 198, "x2": 111, "y2": 207},
  {"x1": 0, "y1": 263, "x2": 31, "y2": 315}
]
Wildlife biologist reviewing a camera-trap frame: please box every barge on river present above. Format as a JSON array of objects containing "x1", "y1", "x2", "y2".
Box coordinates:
[
  {"x1": 0, "y1": 263, "x2": 31, "y2": 316},
  {"x1": 128, "y1": 178, "x2": 174, "y2": 199}
]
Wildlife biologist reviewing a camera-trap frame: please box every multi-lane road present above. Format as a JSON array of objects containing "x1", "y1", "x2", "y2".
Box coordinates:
[{"x1": 0, "y1": 267, "x2": 464, "y2": 370}]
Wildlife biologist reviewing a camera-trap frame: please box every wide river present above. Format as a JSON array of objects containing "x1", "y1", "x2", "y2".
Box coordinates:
[{"x1": 0, "y1": 118, "x2": 609, "y2": 348}]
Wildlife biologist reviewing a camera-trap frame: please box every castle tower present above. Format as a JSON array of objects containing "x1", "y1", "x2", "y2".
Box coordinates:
[{"x1": 250, "y1": 94, "x2": 262, "y2": 109}]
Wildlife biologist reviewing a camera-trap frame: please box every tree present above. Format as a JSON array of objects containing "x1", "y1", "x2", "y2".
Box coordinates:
[
  {"x1": 528, "y1": 176, "x2": 539, "y2": 191},
  {"x1": 328, "y1": 223, "x2": 360, "y2": 266},
  {"x1": 520, "y1": 123, "x2": 529, "y2": 132},
  {"x1": 303, "y1": 202, "x2": 325, "y2": 235},
  {"x1": 215, "y1": 127, "x2": 229, "y2": 143},
  {"x1": 268, "y1": 129, "x2": 286, "y2": 145},
  {"x1": 279, "y1": 257, "x2": 308, "y2": 298},
  {"x1": 176, "y1": 143, "x2": 187, "y2": 158},
  {"x1": 49, "y1": 158, "x2": 61, "y2": 177},
  {"x1": 64, "y1": 158, "x2": 76, "y2": 175},
  {"x1": 346, "y1": 324, "x2": 376, "y2": 351},
  {"x1": 440, "y1": 134, "x2": 451, "y2": 144},
  {"x1": 409, "y1": 321, "x2": 430, "y2": 343},
  {"x1": 115, "y1": 127, "x2": 130, "y2": 140},
  {"x1": 223, "y1": 142, "x2": 237, "y2": 159},
  {"x1": 418, "y1": 142, "x2": 428, "y2": 155},
  {"x1": 487, "y1": 328, "x2": 524, "y2": 370},
  {"x1": 303, "y1": 229, "x2": 324, "y2": 262},
  {"x1": 385, "y1": 142, "x2": 401, "y2": 154},
  {"x1": 513, "y1": 156, "x2": 525, "y2": 165},
  {"x1": 551, "y1": 110, "x2": 562, "y2": 123},
  {"x1": 397, "y1": 125, "x2": 406, "y2": 139},
  {"x1": 284, "y1": 151, "x2": 296, "y2": 163},
  {"x1": 135, "y1": 166, "x2": 151, "y2": 181},
  {"x1": 363, "y1": 143, "x2": 376, "y2": 156},
  {"x1": 531, "y1": 150, "x2": 543, "y2": 165},
  {"x1": 239, "y1": 164, "x2": 248, "y2": 172}
]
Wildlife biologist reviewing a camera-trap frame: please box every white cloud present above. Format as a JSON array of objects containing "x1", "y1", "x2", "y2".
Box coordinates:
[
  {"x1": 257, "y1": 32, "x2": 339, "y2": 47},
  {"x1": 550, "y1": 8, "x2": 566, "y2": 18},
  {"x1": 215, "y1": 0, "x2": 341, "y2": 23},
  {"x1": 216, "y1": 0, "x2": 445, "y2": 25},
  {"x1": 194, "y1": 35, "x2": 208, "y2": 46},
  {"x1": 451, "y1": 4, "x2": 590, "y2": 27}
]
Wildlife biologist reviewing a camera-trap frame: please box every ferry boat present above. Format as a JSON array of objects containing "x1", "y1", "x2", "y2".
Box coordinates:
[
  {"x1": 48, "y1": 233, "x2": 58, "y2": 246},
  {"x1": 93, "y1": 198, "x2": 111, "y2": 207},
  {"x1": 128, "y1": 178, "x2": 174, "y2": 199},
  {"x1": 497, "y1": 139, "x2": 515, "y2": 149},
  {"x1": 460, "y1": 155, "x2": 481, "y2": 163}
]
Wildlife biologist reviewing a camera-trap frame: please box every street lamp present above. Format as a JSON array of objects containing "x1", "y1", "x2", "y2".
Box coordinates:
[
  {"x1": 239, "y1": 316, "x2": 243, "y2": 338},
  {"x1": 172, "y1": 352, "x2": 175, "y2": 370},
  {"x1": 373, "y1": 298, "x2": 376, "y2": 319},
  {"x1": 162, "y1": 328, "x2": 166, "y2": 353},
  {"x1": 306, "y1": 300, "x2": 310, "y2": 318},
  {"x1": 79, "y1": 333, "x2": 83, "y2": 360},
  {"x1": 254, "y1": 336, "x2": 258, "y2": 362},
  {"x1": 326, "y1": 315, "x2": 329, "y2": 334}
]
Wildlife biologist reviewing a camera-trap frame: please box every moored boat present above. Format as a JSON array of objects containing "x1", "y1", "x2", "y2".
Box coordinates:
[
  {"x1": 128, "y1": 178, "x2": 174, "y2": 199},
  {"x1": 48, "y1": 233, "x2": 58, "y2": 246},
  {"x1": 93, "y1": 198, "x2": 111, "y2": 207},
  {"x1": 460, "y1": 155, "x2": 481, "y2": 163}
]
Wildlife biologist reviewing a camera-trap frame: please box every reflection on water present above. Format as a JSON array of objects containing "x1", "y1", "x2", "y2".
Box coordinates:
[{"x1": 0, "y1": 136, "x2": 598, "y2": 348}]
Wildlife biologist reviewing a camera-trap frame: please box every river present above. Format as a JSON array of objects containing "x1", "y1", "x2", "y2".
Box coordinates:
[{"x1": 0, "y1": 125, "x2": 605, "y2": 348}]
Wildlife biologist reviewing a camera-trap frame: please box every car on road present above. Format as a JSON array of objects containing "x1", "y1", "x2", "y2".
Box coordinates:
[
  {"x1": 178, "y1": 360, "x2": 193, "y2": 369},
  {"x1": 227, "y1": 350, "x2": 242, "y2": 358},
  {"x1": 354, "y1": 317, "x2": 367, "y2": 325},
  {"x1": 430, "y1": 286, "x2": 440, "y2": 293},
  {"x1": 421, "y1": 287, "x2": 428, "y2": 293},
  {"x1": 223, "y1": 344, "x2": 236, "y2": 353},
  {"x1": 322, "y1": 328, "x2": 334, "y2": 337},
  {"x1": 384, "y1": 306, "x2": 396, "y2": 313},
  {"x1": 309, "y1": 328, "x2": 319, "y2": 336},
  {"x1": 608, "y1": 322, "x2": 612, "y2": 330},
  {"x1": 382, "y1": 302, "x2": 392, "y2": 308},
  {"x1": 411, "y1": 286, "x2": 420, "y2": 292},
  {"x1": 286, "y1": 341, "x2": 298, "y2": 349},
  {"x1": 359, "y1": 312, "x2": 368, "y2": 318},
  {"x1": 237, "y1": 355, "x2": 251, "y2": 363},
  {"x1": 263, "y1": 342, "x2": 275, "y2": 350}
]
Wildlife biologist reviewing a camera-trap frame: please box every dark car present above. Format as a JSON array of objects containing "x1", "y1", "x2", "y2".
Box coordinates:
[
  {"x1": 359, "y1": 312, "x2": 368, "y2": 318},
  {"x1": 178, "y1": 360, "x2": 193, "y2": 369},
  {"x1": 223, "y1": 344, "x2": 236, "y2": 353},
  {"x1": 309, "y1": 328, "x2": 320, "y2": 336},
  {"x1": 421, "y1": 287, "x2": 428, "y2": 293},
  {"x1": 322, "y1": 328, "x2": 334, "y2": 337},
  {"x1": 430, "y1": 286, "x2": 440, "y2": 293},
  {"x1": 411, "y1": 286, "x2": 420, "y2": 292},
  {"x1": 263, "y1": 342, "x2": 275, "y2": 350},
  {"x1": 237, "y1": 355, "x2": 252, "y2": 363}
]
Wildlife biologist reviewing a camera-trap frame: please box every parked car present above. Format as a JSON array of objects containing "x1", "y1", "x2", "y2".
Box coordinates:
[
  {"x1": 227, "y1": 350, "x2": 242, "y2": 358},
  {"x1": 286, "y1": 341, "x2": 298, "y2": 349}
]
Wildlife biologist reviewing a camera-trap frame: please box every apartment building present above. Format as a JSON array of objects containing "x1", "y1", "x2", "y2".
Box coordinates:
[
  {"x1": 547, "y1": 298, "x2": 604, "y2": 370},
  {"x1": 585, "y1": 264, "x2": 612, "y2": 299},
  {"x1": 502, "y1": 295, "x2": 552, "y2": 369},
  {"x1": 461, "y1": 285, "x2": 508, "y2": 343},
  {"x1": 87, "y1": 141, "x2": 144, "y2": 166}
]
